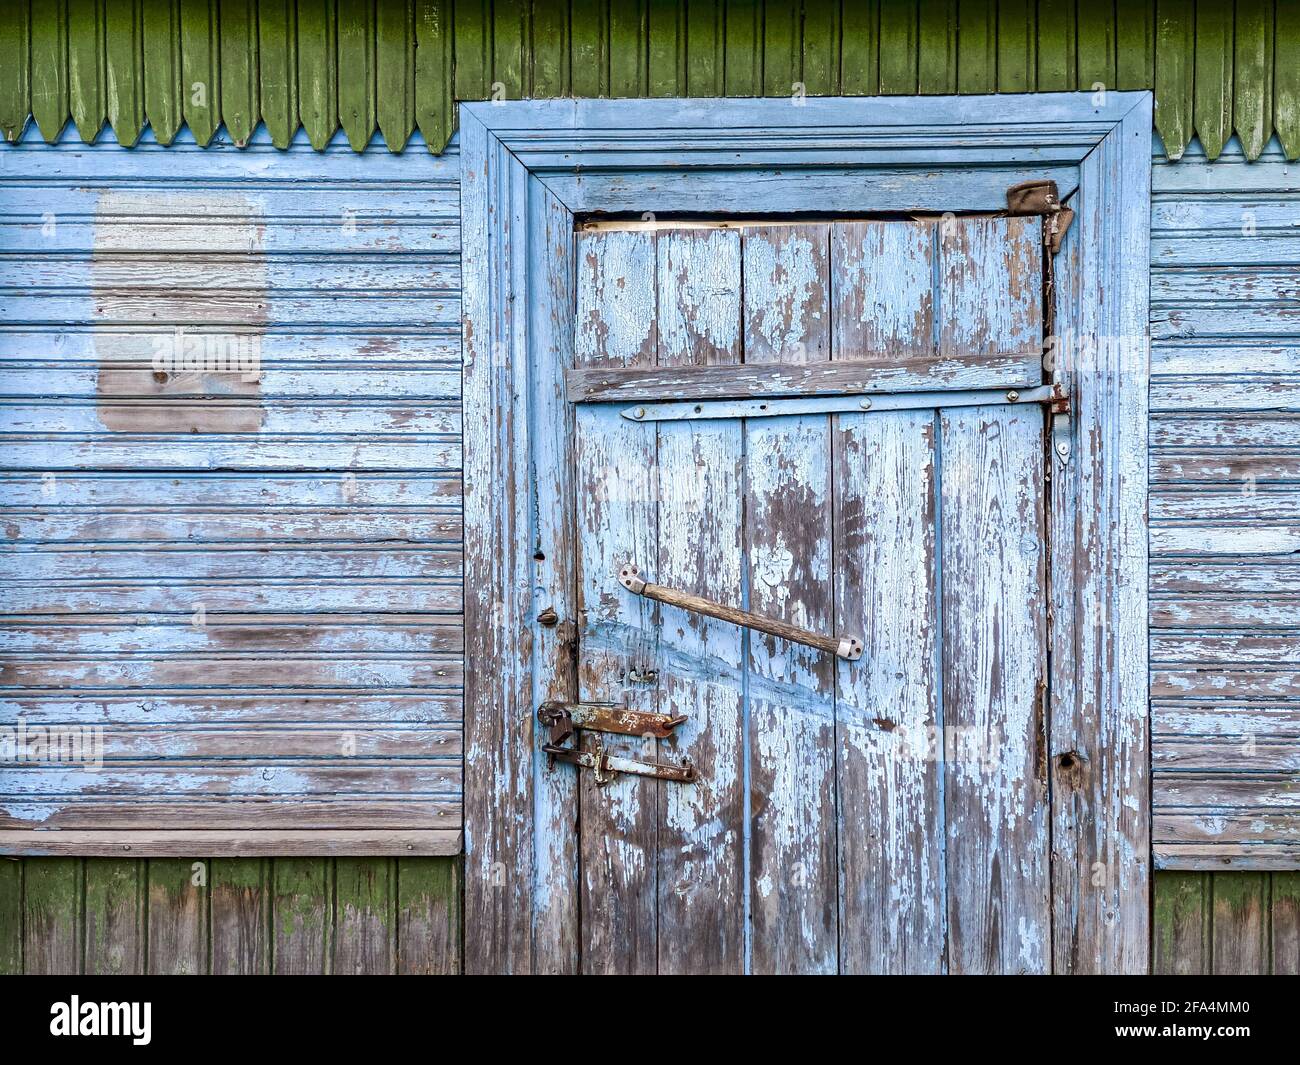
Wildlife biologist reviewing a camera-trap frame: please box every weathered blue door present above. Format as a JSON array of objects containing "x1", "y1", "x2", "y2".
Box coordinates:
[{"x1": 560, "y1": 215, "x2": 1051, "y2": 973}]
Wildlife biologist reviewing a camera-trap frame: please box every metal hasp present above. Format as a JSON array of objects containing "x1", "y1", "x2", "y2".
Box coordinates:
[
  {"x1": 542, "y1": 739, "x2": 697, "y2": 786},
  {"x1": 618, "y1": 564, "x2": 865, "y2": 662},
  {"x1": 538, "y1": 701, "x2": 686, "y2": 742}
]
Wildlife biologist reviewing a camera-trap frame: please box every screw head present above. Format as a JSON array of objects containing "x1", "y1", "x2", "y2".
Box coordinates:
[
  {"x1": 1007, "y1": 390, "x2": 1020, "y2": 402},
  {"x1": 859, "y1": 397, "x2": 872, "y2": 410},
  {"x1": 1056, "y1": 441, "x2": 1069, "y2": 454},
  {"x1": 633, "y1": 407, "x2": 646, "y2": 419}
]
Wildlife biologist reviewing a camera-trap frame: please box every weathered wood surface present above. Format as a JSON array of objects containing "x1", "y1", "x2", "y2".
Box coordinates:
[{"x1": 1150, "y1": 138, "x2": 1300, "y2": 871}]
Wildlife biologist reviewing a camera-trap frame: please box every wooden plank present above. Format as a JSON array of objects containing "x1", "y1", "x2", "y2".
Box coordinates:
[
  {"x1": 492, "y1": 0, "x2": 526, "y2": 101},
  {"x1": 83, "y1": 859, "x2": 144, "y2": 974},
  {"x1": 1152, "y1": 871, "x2": 1208, "y2": 974},
  {"x1": 1212, "y1": 872, "x2": 1268, "y2": 974},
  {"x1": 396, "y1": 857, "x2": 460, "y2": 974},
  {"x1": 179, "y1": 0, "x2": 219, "y2": 145},
  {"x1": 574, "y1": 228, "x2": 660, "y2": 975},
  {"x1": 840, "y1": 0, "x2": 878, "y2": 94},
  {"x1": 210, "y1": 858, "x2": 268, "y2": 973},
  {"x1": 1035, "y1": 0, "x2": 1075, "y2": 92},
  {"x1": 30, "y1": 0, "x2": 69, "y2": 141},
  {"x1": 654, "y1": 228, "x2": 744, "y2": 974},
  {"x1": 1192, "y1": 0, "x2": 1232, "y2": 160},
  {"x1": 1154, "y1": 0, "x2": 1194, "y2": 159},
  {"x1": 67, "y1": 0, "x2": 105, "y2": 142},
  {"x1": 0, "y1": 859, "x2": 21, "y2": 973},
  {"x1": 608, "y1": 0, "x2": 647, "y2": 97},
  {"x1": 569, "y1": 0, "x2": 606, "y2": 98},
  {"x1": 1278, "y1": 2, "x2": 1300, "y2": 159},
  {"x1": 256, "y1": 0, "x2": 298, "y2": 148},
  {"x1": 415, "y1": 0, "x2": 453, "y2": 151},
  {"x1": 956, "y1": 0, "x2": 995, "y2": 94},
  {"x1": 1075, "y1": 1, "x2": 1115, "y2": 95},
  {"x1": 800, "y1": 0, "x2": 838, "y2": 97},
  {"x1": 333, "y1": 858, "x2": 394, "y2": 974},
  {"x1": 297, "y1": 0, "x2": 337, "y2": 148},
  {"x1": 2, "y1": 831, "x2": 465, "y2": 859},
  {"x1": 995, "y1": 0, "x2": 1035, "y2": 93},
  {"x1": 23, "y1": 858, "x2": 81, "y2": 974},
  {"x1": 218, "y1": 0, "x2": 257, "y2": 145},
  {"x1": 647, "y1": 0, "x2": 682, "y2": 96},
  {"x1": 103, "y1": 0, "x2": 144, "y2": 146},
  {"x1": 530, "y1": 0, "x2": 569, "y2": 96},
  {"x1": 0, "y1": 0, "x2": 30, "y2": 142},
  {"x1": 376, "y1": 0, "x2": 414, "y2": 151},
  {"x1": 337, "y1": 0, "x2": 375, "y2": 151},
  {"x1": 1115, "y1": 0, "x2": 1154, "y2": 90},
  {"x1": 142, "y1": 0, "x2": 181, "y2": 144},
  {"x1": 723, "y1": 0, "x2": 760, "y2": 96},
  {"x1": 146, "y1": 858, "x2": 206, "y2": 974},
  {"x1": 833, "y1": 219, "x2": 942, "y2": 974},
  {"x1": 877, "y1": 0, "x2": 918, "y2": 94},
  {"x1": 684, "y1": 0, "x2": 723, "y2": 96},
  {"x1": 743, "y1": 223, "x2": 836, "y2": 974},
  {"x1": 1232, "y1": 0, "x2": 1273, "y2": 161},
  {"x1": 1272, "y1": 872, "x2": 1300, "y2": 975},
  {"x1": 761, "y1": 0, "x2": 797, "y2": 97},
  {"x1": 452, "y1": 0, "x2": 488, "y2": 99},
  {"x1": 271, "y1": 858, "x2": 329, "y2": 973}
]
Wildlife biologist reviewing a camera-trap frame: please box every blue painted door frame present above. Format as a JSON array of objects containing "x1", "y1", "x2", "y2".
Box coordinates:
[{"x1": 460, "y1": 93, "x2": 1152, "y2": 974}]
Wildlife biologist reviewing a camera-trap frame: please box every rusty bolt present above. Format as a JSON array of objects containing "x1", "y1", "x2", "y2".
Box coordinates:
[{"x1": 537, "y1": 607, "x2": 559, "y2": 627}]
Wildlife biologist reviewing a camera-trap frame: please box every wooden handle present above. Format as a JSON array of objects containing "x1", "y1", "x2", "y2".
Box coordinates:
[{"x1": 618, "y1": 564, "x2": 863, "y2": 662}]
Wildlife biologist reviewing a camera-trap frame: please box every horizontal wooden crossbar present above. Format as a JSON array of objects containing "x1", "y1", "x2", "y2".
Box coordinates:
[{"x1": 0, "y1": 829, "x2": 464, "y2": 857}]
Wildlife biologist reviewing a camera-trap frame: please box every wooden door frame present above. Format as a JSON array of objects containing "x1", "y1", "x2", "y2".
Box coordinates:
[{"x1": 461, "y1": 92, "x2": 1152, "y2": 975}]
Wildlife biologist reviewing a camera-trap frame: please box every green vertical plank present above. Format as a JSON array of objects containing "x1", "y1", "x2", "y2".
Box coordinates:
[
  {"x1": 1035, "y1": 0, "x2": 1075, "y2": 92},
  {"x1": 840, "y1": 0, "x2": 878, "y2": 95},
  {"x1": 67, "y1": 0, "x2": 104, "y2": 142},
  {"x1": 179, "y1": 0, "x2": 219, "y2": 144},
  {"x1": 646, "y1": 0, "x2": 682, "y2": 97},
  {"x1": 801, "y1": 0, "x2": 840, "y2": 96},
  {"x1": 298, "y1": 0, "x2": 338, "y2": 148},
  {"x1": 24, "y1": 859, "x2": 82, "y2": 974},
  {"x1": 219, "y1": 0, "x2": 258, "y2": 145},
  {"x1": 956, "y1": 0, "x2": 995, "y2": 93},
  {"x1": 1152, "y1": 871, "x2": 1209, "y2": 975},
  {"x1": 1212, "y1": 872, "x2": 1268, "y2": 975},
  {"x1": 258, "y1": 0, "x2": 298, "y2": 147},
  {"x1": 1272, "y1": 872, "x2": 1300, "y2": 975},
  {"x1": 570, "y1": 0, "x2": 608, "y2": 97},
  {"x1": 84, "y1": 860, "x2": 144, "y2": 975},
  {"x1": 415, "y1": 0, "x2": 453, "y2": 150},
  {"x1": 146, "y1": 859, "x2": 207, "y2": 975},
  {"x1": 1154, "y1": 0, "x2": 1194, "y2": 159},
  {"x1": 1233, "y1": 0, "x2": 1274, "y2": 161},
  {"x1": 1075, "y1": 0, "x2": 1115, "y2": 93},
  {"x1": 0, "y1": 860, "x2": 22, "y2": 974},
  {"x1": 996, "y1": 0, "x2": 1034, "y2": 92},
  {"x1": 0, "y1": 0, "x2": 31, "y2": 141},
  {"x1": 143, "y1": 0, "x2": 181, "y2": 143},
  {"x1": 1192, "y1": 0, "x2": 1232, "y2": 160},
  {"x1": 724, "y1": 0, "x2": 760, "y2": 96},
  {"x1": 609, "y1": 0, "x2": 648, "y2": 98},
  {"x1": 396, "y1": 858, "x2": 461, "y2": 975},
  {"x1": 453, "y1": 0, "x2": 489, "y2": 100},
  {"x1": 1115, "y1": 0, "x2": 1154, "y2": 90},
  {"x1": 377, "y1": 0, "x2": 415, "y2": 151},
  {"x1": 337, "y1": 0, "x2": 375, "y2": 150},
  {"x1": 30, "y1": 0, "x2": 69, "y2": 141},
  {"x1": 493, "y1": 0, "x2": 528, "y2": 101},
  {"x1": 272, "y1": 858, "x2": 330, "y2": 974},
  {"x1": 917, "y1": 0, "x2": 955, "y2": 94},
  {"x1": 762, "y1": 0, "x2": 798, "y2": 97},
  {"x1": 685, "y1": 0, "x2": 723, "y2": 96},
  {"x1": 105, "y1": 0, "x2": 144, "y2": 145},
  {"x1": 531, "y1": 0, "x2": 569, "y2": 96},
  {"x1": 1278, "y1": 2, "x2": 1300, "y2": 158},
  {"x1": 878, "y1": 0, "x2": 918, "y2": 94},
  {"x1": 211, "y1": 859, "x2": 270, "y2": 975},
  {"x1": 334, "y1": 858, "x2": 395, "y2": 975}
]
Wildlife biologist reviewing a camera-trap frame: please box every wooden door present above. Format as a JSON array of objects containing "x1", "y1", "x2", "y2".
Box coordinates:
[{"x1": 565, "y1": 215, "x2": 1049, "y2": 974}]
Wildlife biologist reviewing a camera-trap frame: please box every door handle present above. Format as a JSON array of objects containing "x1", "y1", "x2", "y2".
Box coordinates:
[{"x1": 618, "y1": 564, "x2": 864, "y2": 661}]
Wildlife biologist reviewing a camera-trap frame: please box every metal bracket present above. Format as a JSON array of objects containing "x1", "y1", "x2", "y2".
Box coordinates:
[
  {"x1": 538, "y1": 701, "x2": 686, "y2": 740},
  {"x1": 1006, "y1": 178, "x2": 1075, "y2": 255},
  {"x1": 543, "y1": 739, "x2": 696, "y2": 786}
]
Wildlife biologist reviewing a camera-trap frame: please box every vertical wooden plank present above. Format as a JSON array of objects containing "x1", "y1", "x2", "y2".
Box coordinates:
[
  {"x1": 570, "y1": 0, "x2": 608, "y2": 97},
  {"x1": 1278, "y1": 3, "x2": 1300, "y2": 158},
  {"x1": 684, "y1": 0, "x2": 723, "y2": 96},
  {"x1": 24, "y1": 859, "x2": 81, "y2": 974},
  {"x1": 916, "y1": 0, "x2": 955, "y2": 94},
  {"x1": 84, "y1": 859, "x2": 144, "y2": 974},
  {"x1": 337, "y1": 0, "x2": 375, "y2": 150},
  {"x1": 67, "y1": 0, "x2": 105, "y2": 142},
  {"x1": 1212, "y1": 872, "x2": 1268, "y2": 974},
  {"x1": 574, "y1": 228, "x2": 660, "y2": 975},
  {"x1": 1115, "y1": 0, "x2": 1154, "y2": 90},
  {"x1": 724, "y1": 0, "x2": 760, "y2": 96},
  {"x1": 454, "y1": 0, "x2": 489, "y2": 99},
  {"x1": 1035, "y1": 0, "x2": 1075, "y2": 92},
  {"x1": 415, "y1": 0, "x2": 452, "y2": 149},
  {"x1": 493, "y1": 0, "x2": 527, "y2": 101},
  {"x1": 146, "y1": 859, "x2": 206, "y2": 975},
  {"x1": 609, "y1": 0, "x2": 647, "y2": 97},
  {"x1": 104, "y1": 0, "x2": 143, "y2": 145},
  {"x1": 801, "y1": 0, "x2": 839, "y2": 96},
  {"x1": 396, "y1": 858, "x2": 461, "y2": 975},
  {"x1": 878, "y1": 0, "x2": 918, "y2": 94},
  {"x1": 1152, "y1": 872, "x2": 1209, "y2": 974},
  {"x1": 1154, "y1": 0, "x2": 1195, "y2": 159},
  {"x1": 1233, "y1": 0, "x2": 1274, "y2": 161},
  {"x1": 655, "y1": 228, "x2": 745, "y2": 975},
  {"x1": 218, "y1": 0, "x2": 258, "y2": 145},
  {"x1": 531, "y1": 0, "x2": 570, "y2": 97},
  {"x1": 297, "y1": 0, "x2": 338, "y2": 148},
  {"x1": 143, "y1": 0, "x2": 181, "y2": 143},
  {"x1": 956, "y1": 0, "x2": 995, "y2": 94},
  {"x1": 0, "y1": 860, "x2": 21, "y2": 974},
  {"x1": 271, "y1": 858, "x2": 329, "y2": 974},
  {"x1": 833, "y1": 220, "x2": 941, "y2": 974},
  {"x1": 647, "y1": 0, "x2": 683, "y2": 96},
  {"x1": 258, "y1": 0, "x2": 298, "y2": 148},
  {"x1": 30, "y1": 0, "x2": 69, "y2": 141},
  {"x1": 742, "y1": 224, "x2": 836, "y2": 975},
  {"x1": 210, "y1": 859, "x2": 269, "y2": 975},
  {"x1": 1192, "y1": 0, "x2": 1232, "y2": 161},
  {"x1": 762, "y1": 0, "x2": 798, "y2": 98},
  {"x1": 179, "y1": 0, "x2": 219, "y2": 144},
  {"x1": 0, "y1": 0, "x2": 31, "y2": 141},
  {"x1": 940, "y1": 216, "x2": 1048, "y2": 975},
  {"x1": 1271, "y1": 872, "x2": 1300, "y2": 975},
  {"x1": 334, "y1": 858, "x2": 394, "y2": 975},
  {"x1": 996, "y1": 0, "x2": 1035, "y2": 93},
  {"x1": 1075, "y1": 1, "x2": 1115, "y2": 94},
  {"x1": 840, "y1": 0, "x2": 878, "y2": 95}
]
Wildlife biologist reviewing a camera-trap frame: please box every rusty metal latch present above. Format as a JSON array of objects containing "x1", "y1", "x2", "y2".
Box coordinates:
[
  {"x1": 1006, "y1": 179, "x2": 1075, "y2": 255},
  {"x1": 619, "y1": 564, "x2": 864, "y2": 661},
  {"x1": 538, "y1": 701, "x2": 686, "y2": 742},
  {"x1": 543, "y1": 738, "x2": 696, "y2": 786}
]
